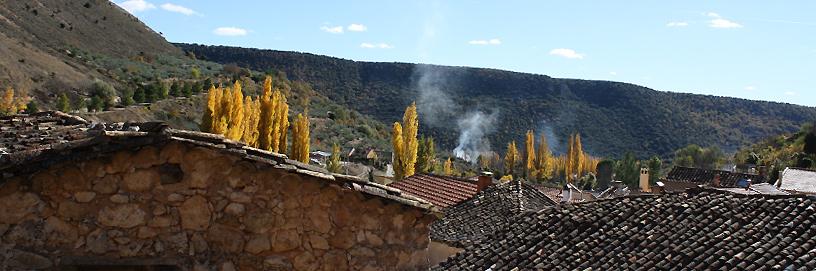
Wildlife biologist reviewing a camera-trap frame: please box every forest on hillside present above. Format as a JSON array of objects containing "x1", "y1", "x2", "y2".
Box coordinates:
[{"x1": 178, "y1": 43, "x2": 816, "y2": 159}]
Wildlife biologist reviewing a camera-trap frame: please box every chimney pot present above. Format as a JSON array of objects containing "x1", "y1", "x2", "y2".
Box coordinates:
[{"x1": 476, "y1": 172, "x2": 494, "y2": 191}]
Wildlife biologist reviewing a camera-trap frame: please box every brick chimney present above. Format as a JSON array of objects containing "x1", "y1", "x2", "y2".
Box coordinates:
[
  {"x1": 639, "y1": 168, "x2": 651, "y2": 193},
  {"x1": 476, "y1": 172, "x2": 494, "y2": 191}
]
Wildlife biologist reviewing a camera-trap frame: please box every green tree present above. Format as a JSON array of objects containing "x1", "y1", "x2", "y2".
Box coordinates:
[
  {"x1": 88, "y1": 95, "x2": 104, "y2": 112},
  {"x1": 673, "y1": 144, "x2": 724, "y2": 169},
  {"x1": 24, "y1": 100, "x2": 38, "y2": 114},
  {"x1": 169, "y1": 81, "x2": 182, "y2": 97},
  {"x1": 416, "y1": 136, "x2": 436, "y2": 173},
  {"x1": 191, "y1": 67, "x2": 202, "y2": 79},
  {"x1": 647, "y1": 156, "x2": 662, "y2": 184},
  {"x1": 182, "y1": 82, "x2": 193, "y2": 97},
  {"x1": 121, "y1": 88, "x2": 135, "y2": 106},
  {"x1": 327, "y1": 143, "x2": 342, "y2": 173},
  {"x1": 615, "y1": 152, "x2": 640, "y2": 187},
  {"x1": 90, "y1": 79, "x2": 116, "y2": 110},
  {"x1": 133, "y1": 87, "x2": 145, "y2": 103},
  {"x1": 56, "y1": 93, "x2": 70, "y2": 112}
]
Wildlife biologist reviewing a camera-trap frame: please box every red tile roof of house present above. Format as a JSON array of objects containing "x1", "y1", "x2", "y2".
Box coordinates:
[{"x1": 388, "y1": 174, "x2": 481, "y2": 208}]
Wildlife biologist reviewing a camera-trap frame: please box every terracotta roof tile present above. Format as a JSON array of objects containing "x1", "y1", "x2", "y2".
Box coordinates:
[
  {"x1": 435, "y1": 189, "x2": 816, "y2": 270},
  {"x1": 388, "y1": 174, "x2": 480, "y2": 208}
]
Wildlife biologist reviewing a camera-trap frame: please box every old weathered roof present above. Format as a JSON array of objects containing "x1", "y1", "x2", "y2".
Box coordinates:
[
  {"x1": 387, "y1": 174, "x2": 481, "y2": 209},
  {"x1": 0, "y1": 112, "x2": 438, "y2": 213},
  {"x1": 665, "y1": 166, "x2": 762, "y2": 188},
  {"x1": 431, "y1": 180, "x2": 556, "y2": 248},
  {"x1": 714, "y1": 183, "x2": 790, "y2": 196},
  {"x1": 435, "y1": 189, "x2": 816, "y2": 270},
  {"x1": 779, "y1": 168, "x2": 816, "y2": 195}
]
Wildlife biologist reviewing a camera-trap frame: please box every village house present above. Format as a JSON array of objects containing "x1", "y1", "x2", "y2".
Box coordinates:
[
  {"x1": 387, "y1": 174, "x2": 492, "y2": 209},
  {"x1": 428, "y1": 179, "x2": 555, "y2": 265},
  {"x1": 776, "y1": 167, "x2": 816, "y2": 195},
  {"x1": 435, "y1": 188, "x2": 816, "y2": 270},
  {"x1": 0, "y1": 112, "x2": 439, "y2": 271},
  {"x1": 662, "y1": 166, "x2": 764, "y2": 193}
]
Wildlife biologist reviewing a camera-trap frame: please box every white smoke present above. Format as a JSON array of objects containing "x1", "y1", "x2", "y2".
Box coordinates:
[
  {"x1": 453, "y1": 111, "x2": 498, "y2": 162},
  {"x1": 415, "y1": 65, "x2": 458, "y2": 127}
]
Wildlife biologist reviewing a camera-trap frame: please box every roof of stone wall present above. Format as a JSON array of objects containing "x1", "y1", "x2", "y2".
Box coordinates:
[
  {"x1": 0, "y1": 111, "x2": 439, "y2": 214},
  {"x1": 434, "y1": 188, "x2": 816, "y2": 270},
  {"x1": 430, "y1": 180, "x2": 556, "y2": 248}
]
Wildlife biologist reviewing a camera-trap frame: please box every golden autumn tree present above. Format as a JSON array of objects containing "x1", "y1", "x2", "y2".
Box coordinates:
[
  {"x1": 290, "y1": 113, "x2": 310, "y2": 163},
  {"x1": 392, "y1": 123, "x2": 406, "y2": 180},
  {"x1": 0, "y1": 87, "x2": 28, "y2": 116},
  {"x1": 327, "y1": 143, "x2": 342, "y2": 173},
  {"x1": 256, "y1": 76, "x2": 290, "y2": 153},
  {"x1": 565, "y1": 134, "x2": 574, "y2": 181},
  {"x1": 226, "y1": 81, "x2": 245, "y2": 141},
  {"x1": 535, "y1": 134, "x2": 554, "y2": 180},
  {"x1": 504, "y1": 141, "x2": 519, "y2": 177},
  {"x1": 572, "y1": 133, "x2": 585, "y2": 179},
  {"x1": 391, "y1": 102, "x2": 419, "y2": 181},
  {"x1": 525, "y1": 130, "x2": 536, "y2": 176},
  {"x1": 443, "y1": 157, "x2": 453, "y2": 176}
]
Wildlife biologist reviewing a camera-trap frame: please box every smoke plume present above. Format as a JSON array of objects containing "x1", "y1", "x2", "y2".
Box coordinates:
[
  {"x1": 453, "y1": 111, "x2": 498, "y2": 162},
  {"x1": 414, "y1": 65, "x2": 458, "y2": 127}
]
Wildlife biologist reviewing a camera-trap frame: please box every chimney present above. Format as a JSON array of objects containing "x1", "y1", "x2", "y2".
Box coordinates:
[
  {"x1": 476, "y1": 172, "x2": 494, "y2": 191},
  {"x1": 640, "y1": 167, "x2": 651, "y2": 193}
]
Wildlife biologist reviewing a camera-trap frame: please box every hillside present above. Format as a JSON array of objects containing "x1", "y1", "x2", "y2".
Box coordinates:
[
  {"x1": 0, "y1": 0, "x2": 210, "y2": 103},
  {"x1": 177, "y1": 44, "x2": 816, "y2": 158}
]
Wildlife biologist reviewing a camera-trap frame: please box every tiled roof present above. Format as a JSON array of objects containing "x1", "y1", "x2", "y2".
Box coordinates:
[
  {"x1": 779, "y1": 168, "x2": 816, "y2": 194},
  {"x1": 533, "y1": 185, "x2": 562, "y2": 203},
  {"x1": 435, "y1": 189, "x2": 816, "y2": 270},
  {"x1": 0, "y1": 112, "x2": 439, "y2": 213},
  {"x1": 431, "y1": 180, "x2": 556, "y2": 247},
  {"x1": 387, "y1": 174, "x2": 480, "y2": 209},
  {"x1": 714, "y1": 183, "x2": 790, "y2": 196},
  {"x1": 665, "y1": 166, "x2": 762, "y2": 188}
]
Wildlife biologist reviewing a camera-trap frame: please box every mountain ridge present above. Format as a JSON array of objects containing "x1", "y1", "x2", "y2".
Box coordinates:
[{"x1": 178, "y1": 43, "x2": 816, "y2": 159}]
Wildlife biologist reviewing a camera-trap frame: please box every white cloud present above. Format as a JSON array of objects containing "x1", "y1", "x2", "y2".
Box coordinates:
[
  {"x1": 468, "y1": 38, "x2": 501, "y2": 45},
  {"x1": 118, "y1": 0, "x2": 156, "y2": 13},
  {"x1": 785, "y1": 91, "x2": 797, "y2": 96},
  {"x1": 706, "y1": 12, "x2": 721, "y2": 18},
  {"x1": 360, "y1": 43, "x2": 393, "y2": 49},
  {"x1": 710, "y1": 18, "x2": 743, "y2": 28},
  {"x1": 744, "y1": 86, "x2": 756, "y2": 91},
  {"x1": 213, "y1": 27, "x2": 248, "y2": 36},
  {"x1": 549, "y1": 48, "x2": 585, "y2": 59},
  {"x1": 609, "y1": 71, "x2": 618, "y2": 76},
  {"x1": 320, "y1": 25, "x2": 344, "y2": 34},
  {"x1": 160, "y1": 3, "x2": 196, "y2": 15},
  {"x1": 666, "y1": 21, "x2": 689, "y2": 27},
  {"x1": 347, "y1": 23, "x2": 367, "y2": 32}
]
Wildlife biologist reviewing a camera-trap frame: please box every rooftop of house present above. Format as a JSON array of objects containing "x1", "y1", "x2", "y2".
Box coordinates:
[
  {"x1": 664, "y1": 166, "x2": 763, "y2": 188},
  {"x1": 434, "y1": 188, "x2": 816, "y2": 270},
  {"x1": 778, "y1": 167, "x2": 816, "y2": 194},
  {"x1": 387, "y1": 174, "x2": 482, "y2": 209},
  {"x1": 430, "y1": 180, "x2": 556, "y2": 248},
  {"x1": 0, "y1": 111, "x2": 438, "y2": 213},
  {"x1": 713, "y1": 183, "x2": 790, "y2": 196}
]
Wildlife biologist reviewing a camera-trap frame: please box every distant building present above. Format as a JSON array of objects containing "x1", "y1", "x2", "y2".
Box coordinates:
[
  {"x1": 662, "y1": 166, "x2": 763, "y2": 192},
  {"x1": 776, "y1": 167, "x2": 816, "y2": 195}
]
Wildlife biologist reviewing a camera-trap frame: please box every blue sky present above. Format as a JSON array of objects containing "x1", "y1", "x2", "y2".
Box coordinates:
[{"x1": 118, "y1": 0, "x2": 815, "y2": 107}]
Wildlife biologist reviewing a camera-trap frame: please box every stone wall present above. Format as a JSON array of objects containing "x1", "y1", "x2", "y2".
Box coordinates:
[{"x1": 0, "y1": 141, "x2": 434, "y2": 270}]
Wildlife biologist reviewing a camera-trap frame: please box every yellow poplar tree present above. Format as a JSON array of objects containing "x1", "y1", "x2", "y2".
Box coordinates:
[
  {"x1": 444, "y1": 157, "x2": 453, "y2": 176},
  {"x1": 565, "y1": 135, "x2": 574, "y2": 181},
  {"x1": 0, "y1": 87, "x2": 27, "y2": 116},
  {"x1": 391, "y1": 102, "x2": 419, "y2": 180},
  {"x1": 226, "y1": 81, "x2": 244, "y2": 141},
  {"x1": 201, "y1": 85, "x2": 218, "y2": 132},
  {"x1": 573, "y1": 133, "x2": 585, "y2": 178},
  {"x1": 525, "y1": 130, "x2": 536, "y2": 175},
  {"x1": 504, "y1": 141, "x2": 519, "y2": 177},
  {"x1": 535, "y1": 134, "x2": 554, "y2": 180},
  {"x1": 392, "y1": 123, "x2": 406, "y2": 180},
  {"x1": 290, "y1": 113, "x2": 310, "y2": 163}
]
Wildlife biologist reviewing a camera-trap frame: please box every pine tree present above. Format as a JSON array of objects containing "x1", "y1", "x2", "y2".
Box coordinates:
[
  {"x1": 525, "y1": 130, "x2": 536, "y2": 176},
  {"x1": 504, "y1": 141, "x2": 519, "y2": 177},
  {"x1": 444, "y1": 157, "x2": 453, "y2": 176},
  {"x1": 290, "y1": 113, "x2": 310, "y2": 163},
  {"x1": 169, "y1": 81, "x2": 182, "y2": 97},
  {"x1": 327, "y1": 143, "x2": 342, "y2": 173}
]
